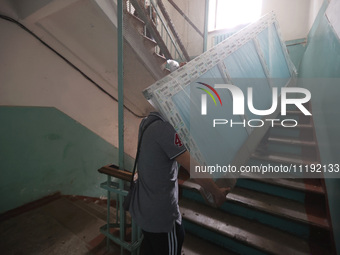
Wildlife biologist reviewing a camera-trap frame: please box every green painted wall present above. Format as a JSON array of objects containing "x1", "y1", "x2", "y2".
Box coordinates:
[
  {"x1": 0, "y1": 106, "x2": 133, "y2": 213},
  {"x1": 298, "y1": 1, "x2": 340, "y2": 253}
]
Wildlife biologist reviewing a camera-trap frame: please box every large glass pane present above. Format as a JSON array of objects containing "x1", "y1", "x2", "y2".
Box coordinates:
[
  {"x1": 257, "y1": 24, "x2": 291, "y2": 87},
  {"x1": 223, "y1": 40, "x2": 273, "y2": 120}
]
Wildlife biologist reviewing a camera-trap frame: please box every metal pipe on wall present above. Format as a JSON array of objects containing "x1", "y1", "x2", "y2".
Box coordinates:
[
  {"x1": 117, "y1": 1, "x2": 125, "y2": 254},
  {"x1": 204, "y1": 0, "x2": 209, "y2": 52}
]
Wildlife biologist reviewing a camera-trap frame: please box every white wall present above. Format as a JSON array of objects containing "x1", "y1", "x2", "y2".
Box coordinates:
[
  {"x1": 165, "y1": 0, "x2": 324, "y2": 55},
  {"x1": 309, "y1": 0, "x2": 325, "y2": 30},
  {"x1": 261, "y1": 0, "x2": 323, "y2": 41},
  {"x1": 0, "y1": 19, "x2": 140, "y2": 158},
  {"x1": 0, "y1": 0, "x2": 325, "y2": 158},
  {"x1": 261, "y1": 0, "x2": 311, "y2": 41}
]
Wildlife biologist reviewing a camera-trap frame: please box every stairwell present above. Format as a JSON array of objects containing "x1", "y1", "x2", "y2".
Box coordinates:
[
  {"x1": 1, "y1": 1, "x2": 335, "y2": 254},
  {"x1": 123, "y1": 5, "x2": 170, "y2": 80},
  {"x1": 119, "y1": 3, "x2": 335, "y2": 253},
  {"x1": 0, "y1": 193, "x2": 232, "y2": 255},
  {"x1": 178, "y1": 102, "x2": 334, "y2": 254}
]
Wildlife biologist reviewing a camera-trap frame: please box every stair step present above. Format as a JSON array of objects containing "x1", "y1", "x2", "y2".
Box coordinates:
[
  {"x1": 285, "y1": 110, "x2": 307, "y2": 115},
  {"x1": 125, "y1": 11, "x2": 145, "y2": 34},
  {"x1": 269, "y1": 127, "x2": 300, "y2": 138},
  {"x1": 262, "y1": 137, "x2": 317, "y2": 157},
  {"x1": 142, "y1": 36, "x2": 169, "y2": 76},
  {"x1": 228, "y1": 187, "x2": 329, "y2": 230},
  {"x1": 240, "y1": 172, "x2": 325, "y2": 194},
  {"x1": 180, "y1": 177, "x2": 323, "y2": 197},
  {"x1": 285, "y1": 101, "x2": 311, "y2": 111},
  {"x1": 180, "y1": 180, "x2": 328, "y2": 231},
  {"x1": 183, "y1": 233, "x2": 237, "y2": 255},
  {"x1": 268, "y1": 136, "x2": 316, "y2": 147},
  {"x1": 278, "y1": 110, "x2": 312, "y2": 124},
  {"x1": 257, "y1": 144, "x2": 302, "y2": 158},
  {"x1": 163, "y1": 68, "x2": 171, "y2": 75},
  {"x1": 181, "y1": 187, "x2": 309, "y2": 239},
  {"x1": 273, "y1": 123, "x2": 313, "y2": 129},
  {"x1": 153, "y1": 52, "x2": 167, "y2": 69},
  {"x1": 143, "y1": 36, "x2": 157, "y2": 52},
  {"x1": 251, "y1": 151, "x2": 318, "y2": 165},
  {"x1": 180, "y1": 198, "x2": 322, "y2": 255}
]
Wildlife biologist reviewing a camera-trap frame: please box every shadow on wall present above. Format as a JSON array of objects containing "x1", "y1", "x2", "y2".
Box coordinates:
[{"x1": 0, "y1": 106, "x2": 134, "y2": 214}]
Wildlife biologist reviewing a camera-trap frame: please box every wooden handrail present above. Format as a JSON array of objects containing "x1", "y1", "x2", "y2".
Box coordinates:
[{"x1": 98, "y1": 164, "x2": 132, "y2": 182}]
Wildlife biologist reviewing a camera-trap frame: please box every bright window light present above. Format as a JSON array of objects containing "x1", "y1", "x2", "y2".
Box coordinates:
[{"x1": 209, "y1": 0, "x2": 262, "y2": 31}]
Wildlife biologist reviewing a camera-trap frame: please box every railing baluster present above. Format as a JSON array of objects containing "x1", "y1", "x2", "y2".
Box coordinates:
[
  {"x1": 128, "y1": 0, "x2": 188, "y2": 62},
  {"x1": 150, "y1": 0, "x2": 186, "y2": 61}
]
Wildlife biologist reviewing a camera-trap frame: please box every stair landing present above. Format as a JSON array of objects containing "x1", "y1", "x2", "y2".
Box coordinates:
[
  {"x1": 0, "y1": 197, "x2": 125, "y2": 255},
  {"x1": 0, "y1": 196, "x2": 231, "y2": 255}
]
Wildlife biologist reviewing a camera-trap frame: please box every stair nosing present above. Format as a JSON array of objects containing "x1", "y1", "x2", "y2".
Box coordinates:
[
  {"x1": 273, "y1": 123, "x2": 313, "y2": 129},
  {"x1": 153, "y1": 51, "x2": 166, "y2": 60},
  {"x1": 238, "y1": 172, "x2": 325, "y2": 194},
  {"x1": 285, "y1": 110, "x2": 308, "y2": 116},
  {"x1": 126, "y1": 11, "x2": 145, "y2": 25},
  {"x1": 228, "y1": 187, "x2": 329, "y2": 229},
  {"x1": 183, "y1": 233, "x2": 238, "y2": 255},
  {"x1": 180, "y1": 198, "x2": 314, "y2": 255},
  {"x1": 180, "y1": 181, "x2": 328, "y2": 229},
  {"x1": 251, "y1": 151, "x2": 319, "y2": 165},
  {"x1": 143, "y1": 35, "x2": 157, "y2": 46},
  {"x1": 268, "y1": 136, "x2": 317, "y2": 147}
]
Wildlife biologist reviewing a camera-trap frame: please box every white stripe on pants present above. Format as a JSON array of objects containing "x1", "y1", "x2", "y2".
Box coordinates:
[{"x1": 168, "y1": 224, "x2": 177, "y2": 255}]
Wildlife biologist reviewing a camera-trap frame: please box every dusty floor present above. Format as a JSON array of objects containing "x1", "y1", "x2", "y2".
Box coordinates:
[
  {"x1": 0, "y1": 196, "x2": 231, "y2": 255},
  {"x1": 0, "y1": 197, "x2": 125, "y2": 255}
]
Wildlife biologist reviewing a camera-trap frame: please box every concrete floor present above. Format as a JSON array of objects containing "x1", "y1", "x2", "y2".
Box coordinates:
[
  {"x1": 0, "y1": 197, "x2": 123, "y2": 255},
  {"x1": 0, "y1": 196, "x2": 232, "y2": 255}
]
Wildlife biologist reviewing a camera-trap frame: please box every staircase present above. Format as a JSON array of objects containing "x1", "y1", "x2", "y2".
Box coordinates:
[
  {"x1": 124, "y1": 8, "x2": 170, "y2": 79},
  {"x1": 0, "y1": 193, "x2": 237, "y2": 255},
  {"x1": 70, "y1": 196, "x2": 238, "y2": 254},
  {"x1": 124, "y1": 0, "x2": 191, "y2": 76},
  {"x1": 178, "y1": 102, "x2": 334, "y2": 255}
]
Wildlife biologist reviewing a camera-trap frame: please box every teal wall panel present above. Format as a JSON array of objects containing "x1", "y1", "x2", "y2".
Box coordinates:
[
  {"x1": 298, "y1": 1, "x2": 340, "y2": 253},
  {"x1": 286, "y1": 38, "x2": 307, "y2": 70},
  {"x1": 0, "y1": 106, "x2": 133, "y2": 213}
]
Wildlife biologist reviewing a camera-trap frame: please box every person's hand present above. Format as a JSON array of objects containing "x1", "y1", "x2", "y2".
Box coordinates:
[{"x1": 213, "y1": 187, "x2": 230, "y2": 207}]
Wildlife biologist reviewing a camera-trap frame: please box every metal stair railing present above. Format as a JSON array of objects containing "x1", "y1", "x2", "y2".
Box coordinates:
[
  {"x1": 98, "y1": 164, "x2": 142, "y2": 255},
  {"x1": 154, "y1": 0, "x2": 190, "y2": 61},
  {"x1": 126, "y1": 0, "x2": 189, "y2": 62}
]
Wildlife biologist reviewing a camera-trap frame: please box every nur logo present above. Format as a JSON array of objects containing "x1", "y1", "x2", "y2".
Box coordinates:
[
  {"x1": 196, "y1": 82, "x2": 312, "y2": 128},
  {"x1": 196, "y1": 82, "x2": 312, "y2": 116},
  {"x1": 196, "y1": 82, "x2": 222, "y2": 115}
]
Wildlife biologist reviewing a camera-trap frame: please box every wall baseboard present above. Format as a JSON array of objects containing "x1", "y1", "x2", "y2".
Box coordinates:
[{"x1": 0, "y1": 192, "x2": 61, "y2": 222}]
